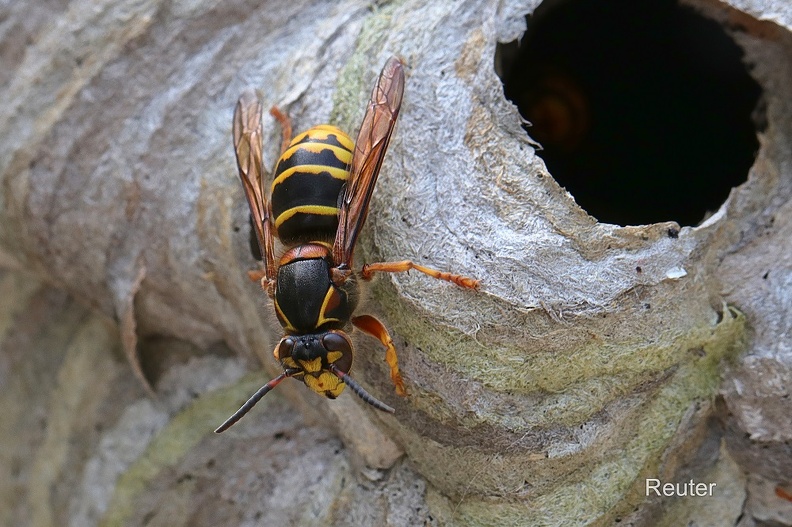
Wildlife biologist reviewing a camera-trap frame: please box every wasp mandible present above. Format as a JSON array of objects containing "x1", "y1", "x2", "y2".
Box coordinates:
[{"x1": 216, "y1": 57, "x2": 478, "y2": 433}]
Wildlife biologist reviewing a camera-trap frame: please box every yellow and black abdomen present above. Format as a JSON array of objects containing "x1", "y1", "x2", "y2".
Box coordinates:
[{"x1": 270, "y1": 125, "x2": 354, "y2": 244}]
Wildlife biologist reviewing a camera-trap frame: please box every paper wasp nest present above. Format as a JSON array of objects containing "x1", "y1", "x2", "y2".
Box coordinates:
[{"x1": 0, "y1": 0, "x2": 790, "y2": 525}]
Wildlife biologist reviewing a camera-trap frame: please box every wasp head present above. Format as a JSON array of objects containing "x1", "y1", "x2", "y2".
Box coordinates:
[
  {"x1": 274, "y1": 331, "x2": 353, "y2": 398},
  {"x1": 275, "y1": 331, "x2": 395, "y2": 413},
  {"x1": 214, "y1": 331, "x2": 394, "y2": 433}
]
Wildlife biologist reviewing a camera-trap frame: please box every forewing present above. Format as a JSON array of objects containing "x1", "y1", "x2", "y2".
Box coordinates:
[
  {"x1": 233, "y1": 90, "x2": 276, "y2": 280},
  {"x1": 333, "y1": 57, "x2": 405, "y2": 268}
]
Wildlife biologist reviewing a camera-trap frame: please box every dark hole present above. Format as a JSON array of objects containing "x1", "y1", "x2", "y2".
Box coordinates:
[{"x1": 496, "y1": 0, "x2": 764, "y2": 226}]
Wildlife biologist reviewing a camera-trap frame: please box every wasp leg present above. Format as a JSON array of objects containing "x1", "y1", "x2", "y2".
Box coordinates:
[
  {"x1": 352, "y1": 314, "x2": 407, "y2": 396},
  {"x1": 269, "y1": 106, "x2": 293, "y2": 157},
  {"x1": 246, "y1": 269, "x2": 275, "y2": 298},
  {"x1": 361, "y1": 260, "x2": 479, "y2": 289},
  {"x1": 247, "y1": 269, "x2": 265, "y2": 282}
]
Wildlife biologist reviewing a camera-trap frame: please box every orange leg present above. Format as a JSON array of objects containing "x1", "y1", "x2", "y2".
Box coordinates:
[
  {"x1": 269, "y1": 106, "x2": 292, "y2": 156},
  {"x1": 248, "y1": 269, "x2": 265, "y2": 282},
  {"x1": 361, "y1": 260, "x2": 479, "y2": 289},
  {"x1": 352, "y1": 314, "x2": 407, "y2": 396},
  {"x1": 247, "y1": 269, "x2": 275, "y2": 298}
]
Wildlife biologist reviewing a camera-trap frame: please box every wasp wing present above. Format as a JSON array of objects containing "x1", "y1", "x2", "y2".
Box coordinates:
[
  {"x1": 233, "y1": 90, "x2": 276, "y2": 281},
  {"x1": 333, "y1": 57, "x2": 405, "y2": 269}
]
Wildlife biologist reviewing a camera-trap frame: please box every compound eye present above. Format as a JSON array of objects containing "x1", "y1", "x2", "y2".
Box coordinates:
[
  {"x1": 322, "y1": 332, "x2": 351, "y2": 353},
  {"x1": 274, "y1": 337, "x2": 295, "y2": 360},
  {"x1": 322, "y1": 331, "x2": 353, "y2": 374}
]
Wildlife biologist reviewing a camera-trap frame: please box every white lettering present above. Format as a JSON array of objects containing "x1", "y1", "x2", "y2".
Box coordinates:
[
  {"x1": 645, "y1": 478, "x2": 716, "y2": 496},
  {"x1": 646, "y1": 479, "x2": 661, "y2": 495}
]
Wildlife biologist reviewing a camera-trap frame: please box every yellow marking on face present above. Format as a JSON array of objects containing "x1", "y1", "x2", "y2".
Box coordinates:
[
  {"x1": 327, "y1": 380, "x2": 345, "y2": 397},
  {"x1": 299, "y1": 357, "x2": 323, "y2": 373},
  {"x1": 281, "y1": 357, "x2": 298, "y2": 369},
  {"x1": 304, "y1": 371, "x2": 345, "y2": 396},
  {"x1": 326, "y1": 351, "x2": 343, "y2": 364},
  {"x1": 274, "y1": 205, "x2": 339, "y2": 230},
  {"x1": 271, "y1": 164, "x2": 349, "y2": 188}
]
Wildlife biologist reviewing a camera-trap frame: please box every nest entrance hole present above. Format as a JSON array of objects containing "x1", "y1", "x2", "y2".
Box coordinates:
[{"x1": 497, "y1": 0, "x2": 764, "y2": 227}]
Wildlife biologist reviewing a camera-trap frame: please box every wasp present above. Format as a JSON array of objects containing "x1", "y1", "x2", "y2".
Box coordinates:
[{"x1": 216, "y1": 57, "x2": 478, "y2": 433}]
